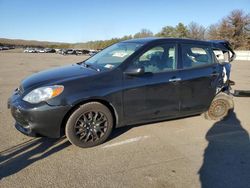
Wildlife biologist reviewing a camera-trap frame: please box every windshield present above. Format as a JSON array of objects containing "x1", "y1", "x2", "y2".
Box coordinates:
[{"x1": 84, "y1": 42, "x2": 143, "y2": 71}]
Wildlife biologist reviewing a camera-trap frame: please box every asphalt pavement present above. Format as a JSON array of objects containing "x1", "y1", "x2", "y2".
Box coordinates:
[{"x1": 0, "y1": 53, "x2": 250, "y2": 188}]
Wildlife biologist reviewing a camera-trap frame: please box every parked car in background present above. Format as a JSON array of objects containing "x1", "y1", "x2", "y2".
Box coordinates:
[
  {"x1": 54, "y1": 49, "x2": 61, "y2": 53},
  {"x1": 23, "y1": 47, "x2": 56, "y2": 53},
  {"x1": 89, "y1": 50, "x2": 98, "y2": 56},
  {"x1": 63, "y1": 49, "x2": 76, "y2": 55},
  {"x1": 23, "y1": 48, "x2": 29, "y2": 53},
  {"x1": 23, "y1": 48, "x2": 36, "y2": 53},
  {"x1": 56, "y1": 49, "x2": 64, "y2": 54},
  {"x1": 75, "y1": 49, "x2": 83, "y2": 55},
  {"x1": 8, "y1": 38, "x2": 236, "y2": 148},
  {"x1": 82, "y1": 49, "x2": 91, "y2": 55},
  {"x1": 0, "y1": 46, "x2": 10, "y2": 50},
  {"x1": 44, "y1": 48, "x2": 56, "y2": 53},
  {"x1": 37, "y1": 48, "x2": 46, "y2": 53}
]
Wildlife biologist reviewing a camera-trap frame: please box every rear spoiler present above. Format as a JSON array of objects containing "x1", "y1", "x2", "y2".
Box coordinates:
[{"x1": 210, "y1": 40, "x2": 236, "y2": 62}]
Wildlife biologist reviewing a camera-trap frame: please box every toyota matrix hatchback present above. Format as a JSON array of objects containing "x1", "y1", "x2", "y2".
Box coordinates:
[{"x1": 8, "y1": 38, "x2": 235, "y2": 148}]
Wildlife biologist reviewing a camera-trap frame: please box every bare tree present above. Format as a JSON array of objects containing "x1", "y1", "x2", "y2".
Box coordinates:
[
  {"x1": 206, "y1": 24, "x2": 220, "y2": 39},
  {"x1": 206, "y1": 9, "x2": 250, "y2": 49},
  {"x1": 218, "y1": 19, "x2": 233, "y2": 41},
  {"x1": 133, "y1": 29, "x2": 153, "y2": 38},
  {"x1": 188, "y1": 22, "x2": 206, "y2": 39},
  {"x1": 227, "y1": 9, "x2": 250, "y2": 49}
]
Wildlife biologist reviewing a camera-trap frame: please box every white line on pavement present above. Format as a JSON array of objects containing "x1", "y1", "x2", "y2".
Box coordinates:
[{"x1": 102, "y1": 136, "x2": 150, "y2": 149}]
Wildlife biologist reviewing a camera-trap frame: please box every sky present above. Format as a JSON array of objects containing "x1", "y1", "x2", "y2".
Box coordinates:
[{"x1": 0, "y1": 0, "x2": 250, "y2": 43}]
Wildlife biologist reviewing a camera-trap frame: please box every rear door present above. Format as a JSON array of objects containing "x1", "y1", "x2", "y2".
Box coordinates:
[{"x1": 179, "y1": 43, "x2": 222, "y2": 115}]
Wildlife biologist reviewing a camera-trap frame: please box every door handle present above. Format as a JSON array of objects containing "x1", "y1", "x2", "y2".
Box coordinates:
[{"x1": 169, "y1": 78, "x2": 181, "y2": 82}]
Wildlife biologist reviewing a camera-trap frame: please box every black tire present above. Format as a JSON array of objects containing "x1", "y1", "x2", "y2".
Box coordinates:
[
  {"x1": 204, "y1": 92, "x2": 234, "y2": 121},
  {"x1": 65, "y1": 102, "x2": 113, "y2": 148}
]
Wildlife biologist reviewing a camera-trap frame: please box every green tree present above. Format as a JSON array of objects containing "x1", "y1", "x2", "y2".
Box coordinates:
[
  {"x1": 175, "y1": 23, "x2": 189, "y2": 38},
  {"x1": 155, "y1": 26, "x2": 176, "y2": 37}
]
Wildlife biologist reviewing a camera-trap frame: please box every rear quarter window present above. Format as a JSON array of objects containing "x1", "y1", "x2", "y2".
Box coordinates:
[{"x1": 213, "y1": 49, "x2": 231, "y2": 63}]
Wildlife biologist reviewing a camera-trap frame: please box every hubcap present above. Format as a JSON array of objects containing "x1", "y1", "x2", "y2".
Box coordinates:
[
  {"x1": 74, "y1": 111, "x2": 108, "y2": 143},
  {"x1": 209, "y1": 99, "x2": 228, "y2": 118}
]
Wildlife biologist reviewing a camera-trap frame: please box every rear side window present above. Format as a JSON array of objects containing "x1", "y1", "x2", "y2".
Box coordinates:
[{"x1": 181, "y1": 44, "x2": 213, "y2": 69}]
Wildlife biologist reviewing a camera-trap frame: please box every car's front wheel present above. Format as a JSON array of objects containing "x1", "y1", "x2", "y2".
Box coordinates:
[
  {"x1": 65, "y1": 102, "x2": 113, "y2": 148},
  {"x1": 204, "y1": 92, "x2": 234, "y2": 121}
]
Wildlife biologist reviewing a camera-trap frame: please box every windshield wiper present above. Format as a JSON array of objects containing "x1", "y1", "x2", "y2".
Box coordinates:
[{"x1": 81, "y1": 62, "x2": 100, "y2": 72}]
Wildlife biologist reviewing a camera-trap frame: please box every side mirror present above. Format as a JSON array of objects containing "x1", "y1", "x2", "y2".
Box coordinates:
[{"x1": 124, "y1": 67, "x2": 145, "y2": 76}]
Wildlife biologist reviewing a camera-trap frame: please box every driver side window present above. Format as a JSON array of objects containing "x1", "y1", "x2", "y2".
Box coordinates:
[{"x1": 131, "y1": 44, "x2": 176, "y2": 73}]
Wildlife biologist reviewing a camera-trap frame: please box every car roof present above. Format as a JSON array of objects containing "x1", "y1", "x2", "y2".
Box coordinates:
[{"x1": 121, "y1": 37, "x2": 213, "y2": 45}]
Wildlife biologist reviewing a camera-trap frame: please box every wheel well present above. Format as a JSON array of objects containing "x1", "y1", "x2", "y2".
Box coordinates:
[{"x1": 60, "y1": 99, "x2": 117, "y2": 136}]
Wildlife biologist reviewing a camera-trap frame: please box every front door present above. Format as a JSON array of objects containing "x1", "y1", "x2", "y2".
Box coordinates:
[{"x1": 123, "y1": 43, "x2": 181, "y2": 124}]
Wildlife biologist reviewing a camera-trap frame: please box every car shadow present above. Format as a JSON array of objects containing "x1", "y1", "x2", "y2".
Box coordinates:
[
  {"x1": 107, "y1": 126, "x2": 133, "y2": 142},
  {"x1": 107, "y1": 114, "x2": 201, "y2": 142},
  {"x1": 0, "y1": 137, "x2": 70, "y2": 180},
  {"x1": 199, "y1": 112, "x2": 250, "y2": 188}
]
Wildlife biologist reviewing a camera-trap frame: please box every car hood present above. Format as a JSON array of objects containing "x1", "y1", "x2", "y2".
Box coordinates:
[{"x1": 21, "y1": 64, "x2": 96, "y2": 91}]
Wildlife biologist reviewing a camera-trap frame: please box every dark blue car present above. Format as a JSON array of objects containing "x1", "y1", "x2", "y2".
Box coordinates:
[{"x1": 8, "y1": 38, "x2": 235, "y2": 148}]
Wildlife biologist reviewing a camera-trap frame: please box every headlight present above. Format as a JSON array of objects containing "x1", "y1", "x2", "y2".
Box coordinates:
[{"x1": 23, "y1": 85, "x2": 64, "y2": 104}]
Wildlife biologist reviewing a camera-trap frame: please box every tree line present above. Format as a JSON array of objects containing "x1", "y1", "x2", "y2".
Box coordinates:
[
  {"x1": 79, "y1": 9, "x2": 250, "y2": 50},
  {"x1": 1, "y1": 9, "x2": 249, "y2": 50}
]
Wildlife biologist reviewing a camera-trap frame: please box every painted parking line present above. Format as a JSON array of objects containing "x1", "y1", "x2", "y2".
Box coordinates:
[{"x1": 102, "y1": 136, "x2": 150, "y2": 149}]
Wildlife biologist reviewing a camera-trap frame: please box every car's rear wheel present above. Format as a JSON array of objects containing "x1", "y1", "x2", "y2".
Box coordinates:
[
  {"x1": 204, "y1": 92, "x2": 234, "y2": 121},
  {"x1": 65, "y1": 102, "x2": 113, "y2": 148}
]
